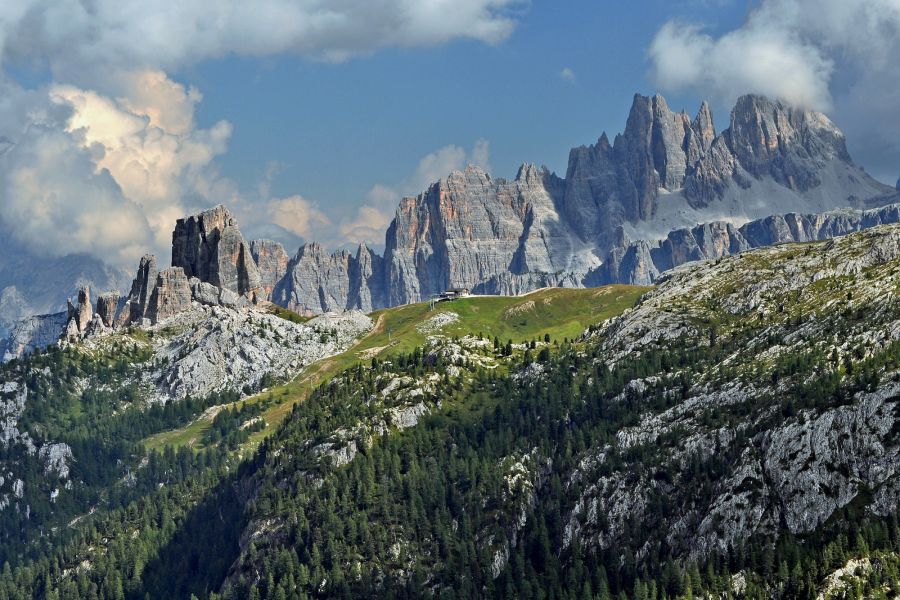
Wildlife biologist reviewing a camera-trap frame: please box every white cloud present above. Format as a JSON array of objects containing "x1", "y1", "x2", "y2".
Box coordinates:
[
  {"x1": 340, "y1": 139, "x2": 492, "y2": 246},
  {"x1": 0, "y1": 0, "x2": 524, "y2": 84},
  {"x1": 0, "y1": 1, "x2": 525, "y2": 267},
  {"x1": 648, "y1": 19, "x2": 833, "y2": 110},
  {"x1": 266, "y1": 195, "x2": 331, "y2": 239},
  {"x1": 648, "y1": 0, "x2": 900, "y2": 179},
  {"x1": 560, "y1": 67, "x2": 576, "y2": 83},
  {"x1": 0, "y1": 123, "x2": 155, "y2": 266},
  {"x1": 0, "y1": 70, "x2": 233, "y2": 267}
]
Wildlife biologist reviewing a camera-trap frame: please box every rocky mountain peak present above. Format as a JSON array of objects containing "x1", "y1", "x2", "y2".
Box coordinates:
[
  {"x1": 66, "y1": 287, "x2": 92, "y2": 334},
  {"x1": 171, "y1": 204, "x2": 261, "y2": 299},
  {"x1": 118, "y1": 254, "x2": 158, "y2": 326},
  {"x1": 4, "y1": 92, "x2": 897, "y2": 352},
  {"x1": 725, "y1": 94, "x2": 851, "y2": 189},
  {"x1": 515, "y1": 163, "x2": 547, "y2": 184}
]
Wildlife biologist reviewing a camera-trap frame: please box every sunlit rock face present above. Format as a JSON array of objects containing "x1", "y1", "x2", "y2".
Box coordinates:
[
  {"x1": 171, "y1": 204, "x2": 261, "y2": 299},
  {"x1": 3, "y1": 92, "x2": 898, "y2": 349},
  {"x1": 270, "y1": 92, "x2": 893, "y2": 312}
]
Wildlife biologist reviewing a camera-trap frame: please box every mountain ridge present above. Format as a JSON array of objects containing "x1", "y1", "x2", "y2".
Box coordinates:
[
  {"x1": 2, "y1": 91, "x2": 898, "y2": 359},
  {"x1": 268, "y1": 91, "x2": 893, "y2": 313}
]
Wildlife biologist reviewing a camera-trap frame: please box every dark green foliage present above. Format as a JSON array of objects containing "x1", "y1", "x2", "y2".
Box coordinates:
[{"x1": 2, "y1": 285, "x2": 900, "y2": 598}]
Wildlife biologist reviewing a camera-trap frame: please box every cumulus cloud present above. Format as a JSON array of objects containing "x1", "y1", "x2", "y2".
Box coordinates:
[
  {"x1": 47, "y1": 73, "x2": 232, "y2": 254},
  {"x1": 0, "y1": 71, "x2": 233, "y2": 266},
  {"x1": 266, "y1": 195, "x2": 331, "y2": 239},
  {"x1": 648, "y1": 0, "x2": 900, "y2": 179},
  {"x1": 560, "y1": 67, "x2": 576, "y2": 83},
  {"x1": 0, "y1": 1, "x2": 525, "y2": 268},
  {"x1": 0, "y1": 123, "x2": 154, "y2": 266},
  {"x1": 339, "y1": 139, "x2": 492, "y2": 246},
  {"x1": 0, "y1": 0, "x2": 524, "y2": 82}
]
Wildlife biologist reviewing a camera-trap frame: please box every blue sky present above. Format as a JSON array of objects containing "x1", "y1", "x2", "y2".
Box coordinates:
[
  {"x1": 184, "y1": 1, "x2": 752, "y2": 225},
  {"x1": 0, "y1": 0, "x2": 897, "y2": 264}
]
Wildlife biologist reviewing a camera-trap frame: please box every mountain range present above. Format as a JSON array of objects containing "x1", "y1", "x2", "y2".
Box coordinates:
[
  {"x1": 266, "y1": 92, "x2": 895, "y2": 313},
  {"x1": 1, "y1": 212, "x2": 898, "y2": 599},
  {"x1": 1, "y1": 90, "x2": 900, "y2": 599},
  {"x1": 0, "y1": 95, "x2": 900, "y2": 344}
]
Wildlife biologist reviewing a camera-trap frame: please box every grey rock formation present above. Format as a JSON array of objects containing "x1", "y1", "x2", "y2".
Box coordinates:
[
  {"x1": 265, "y1": 92, "x2": 893, "y2": 314},
  {"x1": 382, "y1": 164, "x2": 576, "y2": 306},
  {"x1": 250, "y1": 239, "x2": 289, "y2": 302},
  {"x1": 190, "y1": 278, "x2": 221, "y2": 306},
  {"x1": 0, "y1": 312, "x2": 67, "y2": 362},
  {"x1": 73, "y1": 288, "x2": 92, "y2": 333},
  {"x1": 146, "y1": 267, "x2": 192, "y2": 323},
  {"x1": 591, "y1": 202, "x2": 900, "y2": 285},
  {"x1": 119, "y1": 254, "x2": 159, "y2": 326},
  {"x1": 62, "y1": 287, "x2": 93, "y2": 340},
  {"x1": 144, "y1": 307, "x2": 373, "y2": 402},
  {"x1": 272, "y1": 243, "x2": 386, "y2": 314},
  {"x1": 96, "y1": 292, "x2": 119, "y2": 327},
  {"x1": 171, "y1": 205, "x2": 261, "y2": 300},
  {"x1": 554, "y1": 224, "x2": 900, "y2": 564},
  {"x1": 719, "y1": 94, "x2": 850, "y2": 192}
]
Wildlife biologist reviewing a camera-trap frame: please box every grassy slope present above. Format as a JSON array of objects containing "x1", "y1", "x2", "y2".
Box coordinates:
[{"x1": 143, "y1": 285, "x2": 650, "y2": 453}]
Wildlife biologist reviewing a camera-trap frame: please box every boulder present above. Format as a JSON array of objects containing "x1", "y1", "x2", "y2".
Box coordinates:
[{"x1": 190, "y1": 278, "x2": 221, "y2": 306}]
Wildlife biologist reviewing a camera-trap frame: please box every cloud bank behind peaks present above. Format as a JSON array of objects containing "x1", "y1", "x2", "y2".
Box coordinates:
[
  {"x1": 0, "y1": 70, "x2": 232, "y2": 266},
  {"x1": 0, "y1": 1, "x2": 525, "y2": 266},
  {"x1": 648, "y1": 0, "x2": 900, "y2": 180}
]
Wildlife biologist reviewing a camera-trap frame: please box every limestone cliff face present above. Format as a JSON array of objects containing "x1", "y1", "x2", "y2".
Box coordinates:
[
  {"x1": 146, "y1": 267, "x2": 192, "y2": 323},
  {"x1": 266, "y1": 92, "x2": 892, "y2": 314},
  {"x1": 119, "y1": 254, "x2": 158, "y2": 326},
  {"x1": 591, "y1": 202, "x2": 900, "y2": 285},
  {"x1": 171, "y1": 205, "x2": 261, "y2": 299},
  {"x1": 249, "y1": 239, "x2": 289, "y2": 302},
  {"x1": 272, "y1": 243, "x2": 385, "y2": 314},
  {"x1": 382, "y1": 164, "x2": 575, "y2": 305}
]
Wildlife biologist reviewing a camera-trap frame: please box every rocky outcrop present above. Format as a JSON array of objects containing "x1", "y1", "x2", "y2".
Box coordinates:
[
  {"x1": 146, "y1": 267, "x2": 192, "y2": 323},
  {"x1": 119, "y1": 254, "x2": 159, "y2": 326},
  {"x1": 250, "y1": 239, "x2": 289, "y2": 301},
  {"x1": 561, "y1": 224, "x2": 900, "y2": 565},
  {"x1": 382, "y1": 163, "x2": 579, "y2": 305},
  {"x1": 171, "y1": 205, "x2": 261, "y2": 300},
  {"x1": 68, "y1": 287, "x2": 92, "y2": 333},
  {"x1": 272, "y1": 243, "x2": 386, "y2": 314},
  {"x1": 265, "y1": 93, "x2": 892, "y2": 313},
  {"x1": 720, "y1": 94, "x2": 850, "y2": 192},
  {"x1": 144, "y1": 307, "x2": 373, "y2": 402},
  {"x1": 0, "y1": 312, "x2": 67, "y2": 362},
  {"x1": 62, "y1": 287, "x2": 100, "y2": 341},
  {"x1": 591, "y1": 202, "x2": 900, "y2": 285},
  {"x1": 96, "y1": 292, "x2": 119, "y2": 327}
]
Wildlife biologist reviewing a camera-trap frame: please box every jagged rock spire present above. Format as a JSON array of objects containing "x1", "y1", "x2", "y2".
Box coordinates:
[{"x1": 171, "y1": 204, "x2": 261, "y2": 299}]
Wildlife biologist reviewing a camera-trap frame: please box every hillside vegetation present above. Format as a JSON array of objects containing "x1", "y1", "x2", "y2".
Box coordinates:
[
  {"x1": 3, "y1": 226, "x2": 900, "y2": 599},
  {"x1": 144, "y1": 285, "x2": 649, "y2": 453}
]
